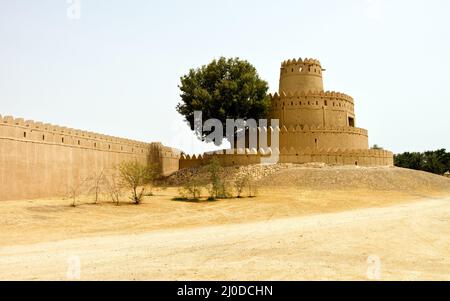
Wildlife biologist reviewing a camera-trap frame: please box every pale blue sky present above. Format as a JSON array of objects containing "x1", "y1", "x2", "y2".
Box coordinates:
[{"x1": 1, "y1": 0, "x2": 449, "y2": 154}]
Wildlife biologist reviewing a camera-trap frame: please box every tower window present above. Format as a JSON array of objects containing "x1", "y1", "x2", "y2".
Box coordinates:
[
  {"x1": 42, "y1": 135, "x2": 45, "y2": 141},
  {"x1": 324, "y1": 100, "x2": 328, "y2": 106},
  {"x1": 348, "y1": 117, "x2": 355, "y2": 127},
  {"x1": 299, "y1": 67, "x2": 303, "y2": 72},
  {"x1": 78, "y1": 140, "x2": 80, "y2": 145},
  {"x1": 61, "y1": 137, "x2": 65, "y2": 143},
  {"x1": 23, "y1": 132, "x2": 27, "y2": 138}
]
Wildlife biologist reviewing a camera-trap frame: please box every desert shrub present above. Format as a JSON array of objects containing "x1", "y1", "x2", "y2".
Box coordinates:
[
  {"x1": 179, "y1": 176, "x2": 203, "y2": 200},
  {"x1": 207, "y1": 179, "x2": 232, "y2": 200},
  {"x1": 247, "y1": 177, "x2": 258, "y2": 198},
  {"x1": 104, "y1": 169, "x2": 123, "y2": 206},
  {"x1": 118, "y1": 161, "x2": 158, "y2": 204},
  {"x1": 86, "y1": 169, "x2": 107, "y2": 204},
  {"x1": 66, "y1": 176, "x2": 90, "y2": 207},
  {"x1": 207, "y1": 157, "x2": 222, "y2": 199},
  {"x1": 234, "y1": 174, "x2": 250, "y2": 198},
  {"x1": 205, "y1": 157, "x2": 232, "y2": 199}
]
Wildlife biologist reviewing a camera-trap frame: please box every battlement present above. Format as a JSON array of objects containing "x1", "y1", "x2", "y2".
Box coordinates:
[
  {"x1": 0, "y1": 114, "x2": 150, "y2": 154},
  {"x1": 179, "y1": 147, "x2": 394, "y2": 169},
  {"x1": 281, "y1": 58, "x2": 322, "y2": 68},
  {"x1": 270, "y1": 90, "x2": 354, "y2": 103},
  {"x1": 279, "y1": 57, "x2": 324, "y2": 94}
]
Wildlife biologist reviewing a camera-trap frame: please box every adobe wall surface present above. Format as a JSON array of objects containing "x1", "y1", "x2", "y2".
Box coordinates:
[
  {"x1": 0, "y1": 115, "x2": 179, "y2": 201},
  {"x1": 179, "y1": 148, "x2": 394, "y2": 170},
  {"x1": 269, "y1": 91, "x2": 356, "y2": 128},
  {"x1": 279, "y1": 58, "x2": 324, "y2": 93}
]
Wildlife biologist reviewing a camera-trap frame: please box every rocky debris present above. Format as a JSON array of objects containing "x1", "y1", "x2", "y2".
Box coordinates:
[
  {"x1": 162, "y1": 162, "x2": 333, "y2": 186},
  {"x1": 163, "y1": 163, "x2": 292, "y2": 186}
]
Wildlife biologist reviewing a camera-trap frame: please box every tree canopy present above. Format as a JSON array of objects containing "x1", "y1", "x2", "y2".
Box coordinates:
[
  {"x1": 176, "y1": 57, "x2": 270, "y2": 145},
  {"x1": 394, "y1": 149, "x2": 450, "y2": 175}
]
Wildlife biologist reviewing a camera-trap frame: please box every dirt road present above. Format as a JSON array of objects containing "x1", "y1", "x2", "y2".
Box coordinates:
[{"x1": 1, "y1": 197, "x2": 449, "y2": 280}]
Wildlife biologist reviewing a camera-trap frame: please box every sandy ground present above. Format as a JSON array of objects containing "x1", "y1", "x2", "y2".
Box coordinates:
[{"x1": 0, "y1": 166, "x2": 449, "y2": 280}]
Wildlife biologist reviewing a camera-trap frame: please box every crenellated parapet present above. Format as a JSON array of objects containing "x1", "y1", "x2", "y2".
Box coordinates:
[
  {"x1": 279, "y1": 57, "x2": 324, "y2": 94},
  {"x1": 179, "y1": 147, "x2": 394, "y2": 169},
  {"x1": 270, "y1": 90, "x2": 354, "y2": 104},
  {"x1": 0, "y1": 114, "x2": 182, "y2": 201},
  {"x1": 0, "y1": 114, "x2": 150, "y2": 154}
]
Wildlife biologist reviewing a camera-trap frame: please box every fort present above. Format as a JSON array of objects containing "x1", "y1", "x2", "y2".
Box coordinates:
[
  {"x1": 0, "y1": 57, "x2": 393, "y2": 201},
  {"x1": 179, "y1": 57, "x2": 393, "y2": 169}
]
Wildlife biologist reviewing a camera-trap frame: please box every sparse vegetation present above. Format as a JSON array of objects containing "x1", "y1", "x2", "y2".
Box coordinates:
[
  {"x1": 105, "y1": 168, "x2": 123, "y2": 206},
  {"x1": 87, "y1": 169, "x2": 106, "y2": 204},
  {"x1": 247, "y1": 177, "x2": 258, "y2": 198},
  {"x1": 234, "y1": 174, "x2": 250, "y2": 198},
  {"x1": 66, "y1": 176, "x2": 89, "y2": 207},
  {"x1": 371, "y1": 144, "x2": 384, "y2": 150},
  {"x1": 205, "y1": 158, "x2": 232, "y2": 199},
  {"x1": 178, "y1": 176, "x2": 203, "y2": 200},
  {"x1": 118, "y1": 161, "x2": 158, "y2": 205}
]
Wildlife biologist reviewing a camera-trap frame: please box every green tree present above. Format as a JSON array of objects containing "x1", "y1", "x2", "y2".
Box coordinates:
[
  {"x1": 176, "y1": 57, "x2": 270, "y2": 145},
  {"x1": 394, "y1": 149, "x2": 450, "y2": 175}
]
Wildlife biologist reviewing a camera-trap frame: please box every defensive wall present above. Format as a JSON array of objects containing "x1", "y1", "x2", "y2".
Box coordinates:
[
  {"x1": 0, "y1": 115, "x2": 179, "y2": 201},
  {"x1": 179, "y1": 148, "x2": 394, "y2": 169}
]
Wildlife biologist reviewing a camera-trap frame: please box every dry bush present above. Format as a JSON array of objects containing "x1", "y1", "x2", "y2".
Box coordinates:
[
  {"x1": 247, "y1": 177, "x2": 258, "y2": 198},
  {"x1": 118, "y1": 161, "x2": 158, "y2": 204},
  {"x1": 104, "y1": 168, "x2": 123, "y2": 206},
  {"x1": 66, "y1": 176, "x2": 90, "y2": 207},
  {"x1": 86, "y1": 169, "x2": 107, "y2": 204},
  {"x1": 178, "y1": 176, "x2": 203, "y2": 200},
  {"x1": 234, "y1": 174, "x2": 250, "y2": 198}
]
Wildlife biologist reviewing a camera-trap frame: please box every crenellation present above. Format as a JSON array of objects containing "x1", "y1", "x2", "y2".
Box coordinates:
[{"x1": 0, "y1": 114, "x2": 154, "y2": 155}]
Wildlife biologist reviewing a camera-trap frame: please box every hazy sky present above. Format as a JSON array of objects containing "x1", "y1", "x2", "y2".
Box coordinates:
[{"x1": 1, "y1": 0, "x2": 449, "y2": 154}]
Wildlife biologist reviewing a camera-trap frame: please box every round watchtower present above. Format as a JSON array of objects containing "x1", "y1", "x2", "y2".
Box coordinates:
[{"x1": 279, "y1": 58, "x2": 324, "y2": 94}]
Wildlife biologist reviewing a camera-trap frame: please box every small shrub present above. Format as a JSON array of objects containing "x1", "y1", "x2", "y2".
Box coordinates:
[
  {"x1": 118, "y1": 161, "x2": 158, "y2": 204},
  {"x1": 104, "y1": 169, "x2": 122, "y2": 206},
  {"x1": 179, "y1": 177, "x2": 203, "y2": 200},
  {"x1": 247, "y1": 178, "x2": 258, "y2": 198},
  {"x1": 86, "y1": 169, "x2": 107, "y2": 204},
  {"x1": 234, "y1": 174, "x2": 250, "y2": 198},
  {"x1": 66, "y1": 176, "x2": 89, "y2": 207}
]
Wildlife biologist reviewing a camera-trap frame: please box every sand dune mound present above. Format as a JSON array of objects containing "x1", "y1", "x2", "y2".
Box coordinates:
[
  {"x1": 168, "y1": 164, "x2": 450, "y2": 193},
  {"x1": 258, "y1": 165, "x2": 450, "y2": 192}
]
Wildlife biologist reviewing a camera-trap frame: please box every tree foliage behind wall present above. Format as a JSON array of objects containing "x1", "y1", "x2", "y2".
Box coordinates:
[
  {"x1": 176, "y1": 57, "x2": 270, "y2": 145},
  {"x1": 394, "y1": 149, "x2": 450, "y2": 175}
]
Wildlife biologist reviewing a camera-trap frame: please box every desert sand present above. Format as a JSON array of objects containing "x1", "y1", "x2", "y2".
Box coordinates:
[{"x1": 0, "y1": 166, "x2": 449, "y2": 280}]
